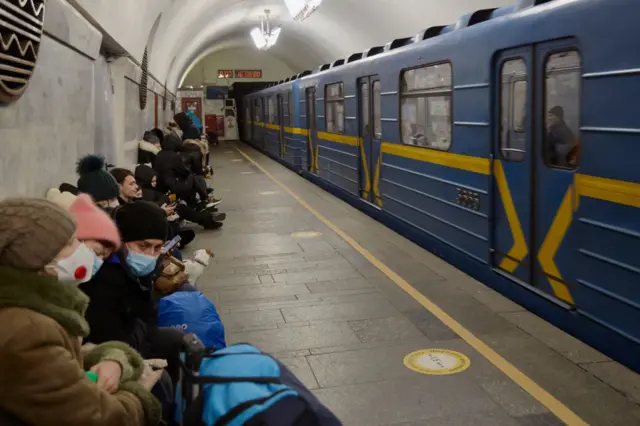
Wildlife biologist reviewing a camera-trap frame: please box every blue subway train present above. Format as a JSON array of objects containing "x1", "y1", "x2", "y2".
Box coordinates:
[{"x1": 241, "y1": 0, "x2": 640, "y2": 372}]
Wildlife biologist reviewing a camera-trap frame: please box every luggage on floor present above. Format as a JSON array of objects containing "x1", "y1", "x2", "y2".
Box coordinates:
[
  {"x1": 177, "y1": 343, "x2": 343, "y2": 426},
  {"x1": 158, "y1": 291, "x2": 226, "y2": 350}
]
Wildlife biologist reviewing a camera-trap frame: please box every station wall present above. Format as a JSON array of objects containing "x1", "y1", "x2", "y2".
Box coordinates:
[{"x1": 0, "y1": 0, "x2": 175, "y2": 199}]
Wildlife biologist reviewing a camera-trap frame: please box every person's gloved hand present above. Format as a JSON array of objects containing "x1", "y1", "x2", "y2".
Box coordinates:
[{"x1": 90, "y1": 360, "x2": 122, "y2": 394}]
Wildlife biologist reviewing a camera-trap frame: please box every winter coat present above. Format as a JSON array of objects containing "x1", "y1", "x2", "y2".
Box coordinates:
[
  {"x1": 79, "y1": 253, "x2": 158, "y2": 356},
  {"x1": 0, "y1": 266, "x2": 161, "y2": 426},
  {"x1": 134, "y1": 166, "x2": 169, "y2": 206},
  {"x1": 174, "y1": 112, "x2": 200, "y2": 140},
  {"x1": 181, "y1": 140, "x2": 205, "y2": 175},
  {"x1": 138, "y1": 140, "x2": 160, "y2": 167},
  {"x1": 153, "y1": 133, "x2": 195, "y2": 198}
]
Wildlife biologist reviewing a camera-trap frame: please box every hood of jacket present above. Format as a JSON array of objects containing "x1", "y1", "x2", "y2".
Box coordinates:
[
  {"x1": 161, "y1": 132, "x2": 183, "y2": 152},
  {"x1": 134, "y1": 164, "x2": 156, "y2": 188},
  {"x1": 0, "y1": 266, "x2": 90, "y2": 337},
  {"x1": 138, "y1": 140, "x2": 160, "y2": 155}
]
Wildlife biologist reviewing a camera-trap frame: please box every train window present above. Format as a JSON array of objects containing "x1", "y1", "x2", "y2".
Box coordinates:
[
  {"x1": 544, "y1": 51, "x2": 581, "y2": 169},
  {"x1": 500, "y1": 59, "x2": 527, "y2": 161},
  {"x1": 400, "y1": 63, "x2": 452, "y2": 151},
  {"x1": 254, "y1": 99, "x2": 260, "y2": 122},
  {"x1": 283, "y1": 94, "x2": 289, "y2": 126},
  {"x1": 288, "y1": 91, "x2": 294, "y2": 127},
  {"x1": 270, "y1": 96, "x2": 278, "y2": 124},
  {"x1": 325, "y1": 82, "x2": 345, "y2": 133},
  {"x1": 359, "y1": 81, "x2": 369, "y2": 136},
  {"x1": 373, "y1": 81, "x2": 382, "y2": 139}
]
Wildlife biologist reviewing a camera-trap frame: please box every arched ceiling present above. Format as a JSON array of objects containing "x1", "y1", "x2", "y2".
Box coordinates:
[{"x1": 72, "y1": 0, "x2": 514, "y2": 91}]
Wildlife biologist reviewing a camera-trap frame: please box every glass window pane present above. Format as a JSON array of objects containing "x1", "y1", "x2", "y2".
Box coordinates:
[
  {"x1": 545, "y1": 51, "x2": 581, "y2": 168},
  {"x1": 500, "y1": 59, "x2": 527, "y2": 162},
  {"x1": 400, "y1": 63, "x2": 452, "y2": 151},
  {"x1": 402, "y1": 63, "x2": 452, "y2": 93},
  {"x1": 288, "y1": 91, "x2": 294, "y2": 126},
  {"x1": 373, "y1": 81, "x2": 382, "y2": 138},
  {"x1": 360, "y1": 82, "x2": 369, "y2": 135},
  {"x1": 325, "y1": 82, "x2": 345, "y2": 134}
]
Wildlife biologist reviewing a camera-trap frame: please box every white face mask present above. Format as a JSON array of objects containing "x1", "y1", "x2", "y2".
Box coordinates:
[{"x1": 55, "y1": 243, "x2": 96, "y2": 285}]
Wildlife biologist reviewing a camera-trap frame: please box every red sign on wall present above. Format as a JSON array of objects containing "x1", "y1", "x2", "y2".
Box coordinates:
[
  {"x1": 235, "y1": 70, "x2": 262, "y2": 79},
  {"x1": 218, "y1": 69, "x2": 233, "y2": 79}
]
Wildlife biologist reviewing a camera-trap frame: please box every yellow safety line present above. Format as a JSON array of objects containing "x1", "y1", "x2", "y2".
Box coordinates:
[{"x1": 234, "y1": 145, "x2": 589, "y2": 426}]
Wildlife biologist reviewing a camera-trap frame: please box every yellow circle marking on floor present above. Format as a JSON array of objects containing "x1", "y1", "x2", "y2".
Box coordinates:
[
  {"x1": 403, "y1": 349, "x2": 470, "y2": 375},
  {"x1": 291, "y1": 231, "x2": 322, "y2": 238}
]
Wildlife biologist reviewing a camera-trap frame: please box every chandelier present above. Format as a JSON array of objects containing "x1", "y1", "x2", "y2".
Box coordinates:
[
  {"x1": 284, "y1": 0, "x2": 323, "y2": 21},
  {"x1": 250, "y1": 10, "x2": 281, "y2": 51}
]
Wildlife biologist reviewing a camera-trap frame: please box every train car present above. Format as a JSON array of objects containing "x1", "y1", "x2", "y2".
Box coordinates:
[{"x1": 242, "y1": 0, "x2": 640, "y2": 372}]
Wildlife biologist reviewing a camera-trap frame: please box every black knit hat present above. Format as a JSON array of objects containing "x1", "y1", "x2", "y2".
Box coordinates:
[
  {"x1": 114, "y1": 201, "x2": 168, "y2": 242},
  {"x1": 76, "y1": 155, "x2": 120, "y2": 202}
]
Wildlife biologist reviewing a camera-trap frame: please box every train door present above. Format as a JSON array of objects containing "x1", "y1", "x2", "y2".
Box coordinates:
[
  {"x1": 277, "y1": 94, "x2": 285, "y2": 157},
  {"x1": 532, "y1": 42, "x2": 581, "y2": 305},
  {"x1": 261, "y1": 97, "x2": 267, "y2": 150},
  {"x1": 491, "y1": 48, "x2": 533, "y2": 285},
  {"x1": 357, "y1": 76, "x2": 382, "y2": 206},
  {"x1": 491, "y1": 42, "x2": 581, "y2": 306},
  {"x1": 306, "y1": 88, "x2": 317, "y2": 173}
]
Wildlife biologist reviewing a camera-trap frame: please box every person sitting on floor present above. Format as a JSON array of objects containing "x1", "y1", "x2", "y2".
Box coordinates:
[
  {"x1": 110, "y1": 168, "x2": 143, "y2": 205},
  {"x1": 79, "y1": 201, "x2": 185, "y2": 389},
  {"x1": 0, "y1": 198, "x2": 162, "y2": 426},
  {"x1": 135, "y1": 165, "x2": 195, "y2": 249},
  {"x1": 76, "y1": 155, "x2": 121, "y2": 213},
  {"x1": 138, "y1": 131, "x2": 161, "y2": 167}
]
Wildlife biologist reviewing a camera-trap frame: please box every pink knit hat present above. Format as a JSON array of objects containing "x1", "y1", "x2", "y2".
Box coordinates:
[{"x1": 68, "y1": 194, "x2": 121, "y2": 249}]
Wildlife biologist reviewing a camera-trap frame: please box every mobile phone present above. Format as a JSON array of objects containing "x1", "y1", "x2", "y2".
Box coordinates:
[{"x1": 161, "y1": 235, "x2": 181, "y2": 254}]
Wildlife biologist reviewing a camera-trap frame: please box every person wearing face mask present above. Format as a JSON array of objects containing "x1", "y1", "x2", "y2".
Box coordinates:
[
  {"x1": 0, "y1": 198, "x2": 163, "y2": 426},
  {"x1": 80, "y1": 201, "x2": 185, "y2": 387},
  {"x1": 76, "y1": 154, "x2": 121, "y2": 213}
]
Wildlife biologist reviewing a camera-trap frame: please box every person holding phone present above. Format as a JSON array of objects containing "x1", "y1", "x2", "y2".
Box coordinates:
[
  {"x1": 0, "y1": 198, "x2": 163, "y2": 426},
  {"x1": 80, "y1": 201, "x2": 185, "y2": 390}
]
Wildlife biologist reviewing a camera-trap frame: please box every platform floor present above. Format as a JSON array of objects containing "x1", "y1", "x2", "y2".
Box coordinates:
[{"x1": 189, "y1": 141, "x2": 640, "y2": 426}]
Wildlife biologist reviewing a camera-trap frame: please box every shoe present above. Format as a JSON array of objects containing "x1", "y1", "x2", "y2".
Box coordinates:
[
  {"x1": 211, "y1": 212, "x2": 226, "y2": 222},
  {"x1": 203, "y1": 221, "x2": 223, "y2": 230},
  {"x1": 207, "y1": 198, "x2": 223, "y2": 207}
]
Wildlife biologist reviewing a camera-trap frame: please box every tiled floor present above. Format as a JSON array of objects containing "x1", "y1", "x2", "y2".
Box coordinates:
[{"x1": 185, "y1": 141, "x2": 640, "y2": 425}]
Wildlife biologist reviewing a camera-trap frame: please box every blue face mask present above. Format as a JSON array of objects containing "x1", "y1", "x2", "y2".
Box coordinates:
[
  {"x1": 126, "y1": 250, "x2": 159, "y2": 277},
  {"x1": 92, "y1": 255, "x2": 104, "y2": 276}
]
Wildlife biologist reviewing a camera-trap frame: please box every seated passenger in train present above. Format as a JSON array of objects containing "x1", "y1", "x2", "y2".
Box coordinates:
[
  {"x1": 111, "y1": 168, "x2": 143, "y2": 205},
  {"x1": 546, "y1": 106, "x2": 576, "y2": 168},
  {"x1": 79, "y1": 201, "x2": 185, "y2": 389},
  {"x1": 0, "y1": 198, "x2": 162, "y2": 426},
  {"x1": 76, "y1": 155, "x2": 121, "y2": 213},
  {"x1": 138, "y1": 131, "x2": 162, "y2": 167}
]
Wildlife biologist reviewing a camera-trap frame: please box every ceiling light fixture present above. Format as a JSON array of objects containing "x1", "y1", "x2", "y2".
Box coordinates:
[
  {"x1": 284, "y1": 0, "x2": 323, "y2": 21},
  {"x1": 251, "y1": 10, "x2": 281, "y2": 51}
]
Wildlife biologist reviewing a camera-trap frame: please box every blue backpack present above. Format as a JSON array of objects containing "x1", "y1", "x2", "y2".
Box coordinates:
[
  {"x1": 178, "y1": 343, "x2": 342, "y2": 426},
  {"x1": 158, "y1": 292, "x2": 226, "y2": 350}
]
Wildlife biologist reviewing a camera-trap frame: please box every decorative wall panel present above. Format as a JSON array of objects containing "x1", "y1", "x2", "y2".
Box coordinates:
[{"x1": 0, "y1": 0, "x2": 46, "y2": 103}]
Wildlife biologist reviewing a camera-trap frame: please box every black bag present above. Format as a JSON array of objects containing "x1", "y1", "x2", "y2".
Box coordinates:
[{"x1": 177, "y1": 339, "x2": 342, "y2": 426}]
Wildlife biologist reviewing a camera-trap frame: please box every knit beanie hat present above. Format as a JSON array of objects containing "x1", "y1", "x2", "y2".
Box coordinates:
[
  {"x1": 0, "y1": 198, "x2": 76, "y2": 271},
  {"x1": 76, "y1": 155, "x2": 120, "y2": 202},
  {"x1": 114, "y1": 201, "x2": 168, "y2": 243},
  {"x1": 69, "y1": 194, "x2": 122, "y2": 249}
]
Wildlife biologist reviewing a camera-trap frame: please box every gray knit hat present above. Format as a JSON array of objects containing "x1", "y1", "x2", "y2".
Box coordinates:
[{"x1": 0, "y1": 198, "x2": 76, "y2": 271}]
